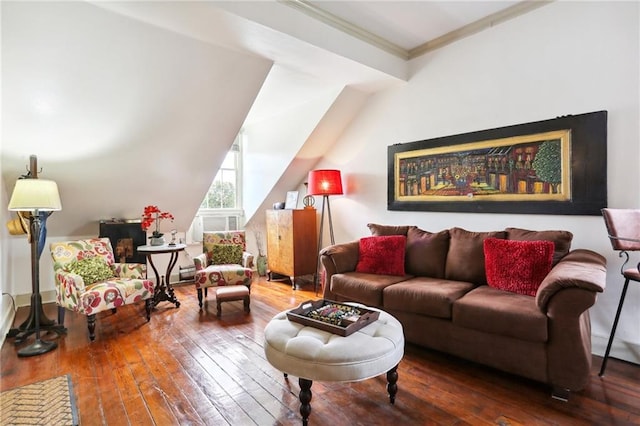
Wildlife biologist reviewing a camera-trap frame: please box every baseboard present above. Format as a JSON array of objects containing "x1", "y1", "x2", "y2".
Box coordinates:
[
  {"x1": 1, "y1": 294, "x2": 17, "y2": 349},
  {"x1": 15, "y1": 290, "x2": 57, "y2": 307},
  {"x1": 592, "y1": 334, "x2": 640, "y2": 365}
]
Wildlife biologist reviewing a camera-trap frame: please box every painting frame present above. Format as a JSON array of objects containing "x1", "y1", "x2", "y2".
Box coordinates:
[
  {"x1": 285, "y1": 191, "x2": 299, "y2": 209},
  {"x1": 388, "y1": 111, "x2": 607, "y2": 215}
]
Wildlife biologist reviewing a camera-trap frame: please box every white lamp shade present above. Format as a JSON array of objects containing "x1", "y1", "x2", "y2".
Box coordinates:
[{"x1": 8, "y1": 179, "x2": 62, "y2": 212}]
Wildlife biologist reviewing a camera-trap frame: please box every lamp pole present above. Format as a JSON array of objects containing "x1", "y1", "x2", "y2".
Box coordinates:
[
  {"x1": 7, "y1": 156, "x2": 65, "y2": 355},
  {"x1": 308, "y1": 170, "x2": 343, "y2": 295},
  {"x1": 17, "y1": 209, "x2": 57, "y2": 356}
]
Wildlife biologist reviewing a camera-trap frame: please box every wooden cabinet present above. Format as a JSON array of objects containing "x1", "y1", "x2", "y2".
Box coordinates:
[{"x1": 266, "y1": 209, "x2": 317, "y2": 288}]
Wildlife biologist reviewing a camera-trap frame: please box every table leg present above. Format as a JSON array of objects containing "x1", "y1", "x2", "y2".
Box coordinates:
[
  {"x1": 299, "y1": 378, "x2": 312, "y2": 426},
  {"x1": 386, "y1": 364, "x2": 399, "y2": 404},
  {"x1": 164, "y1": 251, "x2": 181, "y2": 308},
  {"x1": 147, "y1": 253, "x2": 180, "y2": 308}
]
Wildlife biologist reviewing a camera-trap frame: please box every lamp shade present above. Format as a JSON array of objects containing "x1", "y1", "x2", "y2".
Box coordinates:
[
  {"x1": 307, "y1": 169, "x2": 343, "y2": 196},
  {"x1": 8, "y1": 179, "x2": 62, "y2": 212}
]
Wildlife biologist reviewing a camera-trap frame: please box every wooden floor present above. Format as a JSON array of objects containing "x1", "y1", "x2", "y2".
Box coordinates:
[{"x1": 2, "y1": 276, "x2": 639, "y2": 426}]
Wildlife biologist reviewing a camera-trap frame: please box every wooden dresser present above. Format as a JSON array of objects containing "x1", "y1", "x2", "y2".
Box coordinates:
[{"x1": 265, "y1": 209, "x2": 317, "y2": 288}]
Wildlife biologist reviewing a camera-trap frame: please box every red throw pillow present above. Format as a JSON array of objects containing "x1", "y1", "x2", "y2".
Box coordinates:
[
  {"x1": 483, "y1": 238, "x2": 554, "y2": 296},
  {"x1": 356, "y1": 235, "x2": 406, "y2": 276}
]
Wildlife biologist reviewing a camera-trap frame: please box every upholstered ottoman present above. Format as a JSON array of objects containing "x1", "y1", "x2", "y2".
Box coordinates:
[
  {"x1": 264, "y1": 304, "x2": 404, "y2": 425},
  {"x1": 214, "y1": 285, "x2": 250, "y2": 318}
]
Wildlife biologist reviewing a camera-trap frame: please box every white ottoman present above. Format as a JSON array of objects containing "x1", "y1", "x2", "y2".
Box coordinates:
[{"x1": 264, "y1": 303, "x2": 404, "y2": 425}]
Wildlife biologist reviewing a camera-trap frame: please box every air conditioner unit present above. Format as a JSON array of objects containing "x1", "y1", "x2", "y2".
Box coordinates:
[{"x1": 188, "y1": 214, "x2": 243, "y2": 243}]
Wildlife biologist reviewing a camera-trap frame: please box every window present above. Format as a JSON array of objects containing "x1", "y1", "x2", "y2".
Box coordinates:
[{"x1": 200, "y1": 136, "x2": 242, "y2": 211}]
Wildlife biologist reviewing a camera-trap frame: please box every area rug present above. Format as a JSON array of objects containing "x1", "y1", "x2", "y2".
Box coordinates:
[{"x1": 0, "y1": 374, "x2": 78, "y2": 425}]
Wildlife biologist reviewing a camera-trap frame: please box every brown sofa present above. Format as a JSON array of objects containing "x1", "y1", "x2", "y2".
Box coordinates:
[{"x1": 320, "y1": 224, "x2": 607, "y2": 399}]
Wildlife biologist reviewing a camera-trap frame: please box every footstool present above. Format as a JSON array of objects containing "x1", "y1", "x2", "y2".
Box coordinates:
[
  {"x1": 263, "y1": 303, "x2": 404, "y2": 426},
  {"x1": 214, "y1": 285, "x2": 250, "y2": 318}
]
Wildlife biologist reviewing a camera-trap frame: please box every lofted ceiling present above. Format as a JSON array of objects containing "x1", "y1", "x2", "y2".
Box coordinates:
[
  {"x1": 92, "y1": 0, "x2": 546, "y2": 124},
  {"x1": 1, "y1": 1, "x2": 548, "y2": 238}
]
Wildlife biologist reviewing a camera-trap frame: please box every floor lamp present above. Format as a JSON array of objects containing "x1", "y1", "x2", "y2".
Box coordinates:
[
  {"x1": 307, "y1": 169, "x2": 343, "y2": 294},
  {"x1": 8, "y1": 178, "x2": 62, "y2": 357}
]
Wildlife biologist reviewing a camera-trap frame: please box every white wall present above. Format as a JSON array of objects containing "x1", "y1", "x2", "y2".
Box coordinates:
[{"x1": 322, "y1": 2, "x2": 640, "y2": 364}]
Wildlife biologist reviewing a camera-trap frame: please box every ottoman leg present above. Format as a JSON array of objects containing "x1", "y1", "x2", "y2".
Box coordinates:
[
  {"x1": 298, "y1": 378, "x2": 313, "y2": 426},
  {"x1": 197, "y1": 289, "x2": 204, "y2": 309},
  {"x1": 216, "y1": 299, "x2": 222, "y2": 318},
  {"x1": 386, "y1": 364, "x2": 399, "y2": 404},
  {"x1": 244, "y1": 295, "x2": 251, "y2": 313}
]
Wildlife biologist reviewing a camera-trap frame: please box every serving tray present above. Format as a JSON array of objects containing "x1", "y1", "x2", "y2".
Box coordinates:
[{"x1": 286, "y1": 299, "x2": 380, "y2": 336}]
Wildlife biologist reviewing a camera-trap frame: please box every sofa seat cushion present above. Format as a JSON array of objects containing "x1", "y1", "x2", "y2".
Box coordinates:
[
  {"x1": 330, "y1": 272, "x2": 411, "y2": 308},
  {"x1": 452, "y1": 286, "x2": 548, "y2": 343},
  {"x1": 383, "y1": 277, "x2": 476, "y2": 319}
]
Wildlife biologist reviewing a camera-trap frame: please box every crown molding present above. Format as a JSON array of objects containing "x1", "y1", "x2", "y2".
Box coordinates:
[
  {"x1": 409, "y1": 1, "x2": 553, "y2": 59},
  {"x1": 279, "y1": 0, "x2": 409, "y2": 60},
  {"x1": 280, "y1": 0, "x2": 552, "y2": 61}
]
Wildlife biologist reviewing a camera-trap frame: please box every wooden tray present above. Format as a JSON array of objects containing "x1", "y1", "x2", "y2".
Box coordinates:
[{"x1": 286, "y1": 300, "x2": 380, "y2": 336}]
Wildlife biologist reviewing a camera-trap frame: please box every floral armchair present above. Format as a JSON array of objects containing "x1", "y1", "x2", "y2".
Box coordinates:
[
  {"x1": 193, "y1": 231, "x2": 254, "y2": 309},
  {"x1": 50, "y1": 238, "x2": 155, "y2": 341}
]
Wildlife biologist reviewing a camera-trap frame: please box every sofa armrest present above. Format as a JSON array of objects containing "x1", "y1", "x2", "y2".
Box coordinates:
[
  {"x1": 536, "y1": 249, "x2": 606, "y2": 391},
  {"x1": 536, "y1": 249, "x2": 607, "y2": 312},
  {"x1": 320, "y1": 241, "x2": 360, "y2": 299}
]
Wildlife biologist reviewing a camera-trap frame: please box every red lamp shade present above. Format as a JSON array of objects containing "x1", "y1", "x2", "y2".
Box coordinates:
[{"x1": 307, "y1": 169, "x2": 343, "y2": 196}]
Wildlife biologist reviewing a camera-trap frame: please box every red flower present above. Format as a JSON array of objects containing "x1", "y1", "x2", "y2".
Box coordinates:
[{"x1": 141, "y1": 205, "x2": 174, "y2": 236}]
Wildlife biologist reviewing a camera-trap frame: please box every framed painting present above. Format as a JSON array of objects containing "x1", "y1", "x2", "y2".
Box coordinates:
[
  {"x1": 285, "y1": 191, "x2": 299, "y2": 209},
  {"x1": 388, "y1": 111, "x2": 607, "y2": 215}
]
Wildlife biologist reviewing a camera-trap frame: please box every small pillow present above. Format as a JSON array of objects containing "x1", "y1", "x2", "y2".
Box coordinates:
[
  {"x1": 211, "y1": 244, "x2": 243, "y2": 265},
  {"x1": 405, "y1": 227, "x2": 450, "y2": 278},
  {"x1": 505, "y1": 227, "x2": 572, "y2": 266},
  {"x1": 483, "y1": 238, "x2": 554, "y2": 296},
  {"x1": 367, "y1": 223, "x2": 415, "y2": 236},
  {"x1": 65, "y1": 256, "x2": 115, "y2": 285},
  {"x1": 445, "y1": 228, "x2": 507, "y2": 285},
  {"x1": 356, "y1": 235, "x2": 406, "y2": 276}
]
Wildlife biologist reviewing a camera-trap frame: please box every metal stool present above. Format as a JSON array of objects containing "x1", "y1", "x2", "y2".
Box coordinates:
[{"x1": 599, "y1": 208, "x2": 640, "y2": 376}]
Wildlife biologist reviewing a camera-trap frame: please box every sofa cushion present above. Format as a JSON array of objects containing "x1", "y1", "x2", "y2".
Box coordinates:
[
  {"x1": 356, "y1": 235, "x2": 406, "y2": 276},
  {"x1": 445, "y1": 228, "x2": 506, "y2": 285},
  {"x1": 330, "y1": 272, "x2": 409, "y2": 307},
  {"x1": 367, "y1": 223, "x2": 415, "y2": 236},
  {"x1": 484, "y1": 238, "x2": 554, "y2": 296},
  {"x1": 383, "y1": 277, "x2": 476, "y2": 319},
  {"x1": 211, "y1": 243, "x2": 243, "y2": 265},
  {"x1": 452, "y1": 286, "x2": 548, "y2": 343},
  {"x1": 405, "y1": 228, "x2": 450, "y2": 278},
  {"x1": 506, "y1": 227, "x2": 573, "y2": 266},
  {"x1": 64, "y1": 256, "x2": 115, "y2": 285}
]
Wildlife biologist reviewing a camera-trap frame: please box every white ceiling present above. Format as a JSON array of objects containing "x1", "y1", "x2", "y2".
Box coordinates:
[
  {"x1": 91, "y1": 1, "x2": 544, "y2": 124},
  {"x1": 306, "y1": 0, "x2": 522, "y2": 51}
]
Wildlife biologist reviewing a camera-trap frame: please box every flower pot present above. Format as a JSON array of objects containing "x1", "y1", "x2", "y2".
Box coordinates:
[
  {"x1": 257, "y1": 255, "x2": 267, "y2": 276},
  {"x1": 150, "y1": 236, "x2": 165, "y2": 246}
]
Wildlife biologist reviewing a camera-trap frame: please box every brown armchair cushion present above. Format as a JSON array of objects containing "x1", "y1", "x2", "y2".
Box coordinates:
[
  {"x1": 445, "y1": 227, "x2": 506, "y2": 285},
  {"x1": 405, "y1": 227, "x2": 449, "y2": 278}
]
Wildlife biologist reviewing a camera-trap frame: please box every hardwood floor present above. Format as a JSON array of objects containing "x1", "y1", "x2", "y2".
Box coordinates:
[{"x1": 2, "y1": 277, "x2": 639, "y2": 425}]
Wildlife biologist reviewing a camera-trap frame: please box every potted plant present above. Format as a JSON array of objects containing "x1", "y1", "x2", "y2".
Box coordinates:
[{"x1": 141, "y1": 205, "x2": 174, "y2": 246}]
